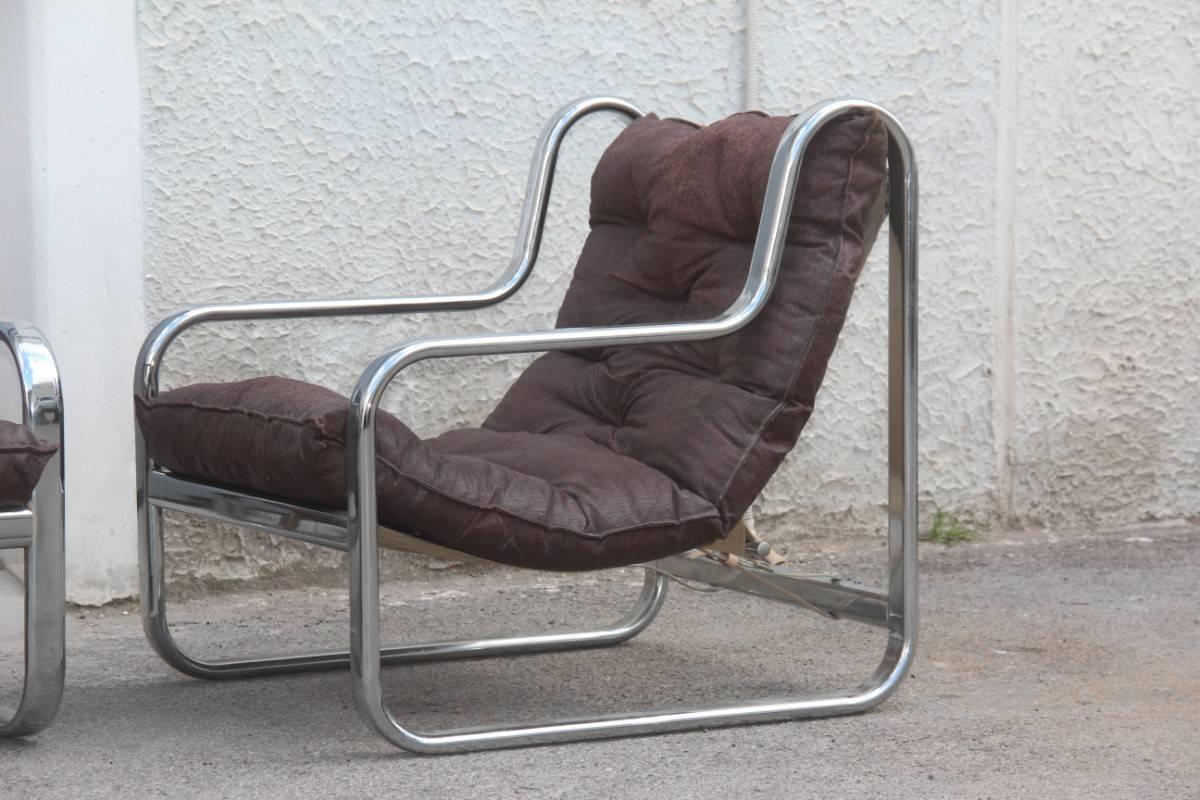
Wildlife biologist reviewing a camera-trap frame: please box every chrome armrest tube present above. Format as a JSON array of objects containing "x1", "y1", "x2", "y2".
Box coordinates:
[
  {"x1": 1, "y1": 322, "x2": 64, "y2": 446},
  {"x1": 134, "y1": 96, "x2": 645, "y2": 400}
]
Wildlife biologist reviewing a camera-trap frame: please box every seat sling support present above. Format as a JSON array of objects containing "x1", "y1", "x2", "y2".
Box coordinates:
[
  {"x1": 134, "y1": 95, "x2": 917, "y2": 753},
  {"x1": 0, "y1": 322, "x2": 65, "y2": 737}
]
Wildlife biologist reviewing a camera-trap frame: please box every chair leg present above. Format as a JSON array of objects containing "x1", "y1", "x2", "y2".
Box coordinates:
[
  {"x1": 349, "y1": 507, "x2": 915, "y2": 753},
  {"x1": 0, "y1": 464, "x2": 66, "y2": 737},
  {"x1": 137, "y1": 500, "x2": 669, "y2": 681}
]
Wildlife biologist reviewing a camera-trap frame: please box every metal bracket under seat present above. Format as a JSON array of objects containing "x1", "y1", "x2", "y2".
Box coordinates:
[{"x1": 147, "y1": 468, "x2": 886, "y2": 626}]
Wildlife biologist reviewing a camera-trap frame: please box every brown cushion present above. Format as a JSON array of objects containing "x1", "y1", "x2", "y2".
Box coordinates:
[
  {"x1": 0, "y1": 420, "x2": 57, "y2": 509},
  {"x1": 137, "y1": 109, "x2": 887, "y2": 570},
  {"x1": 138, "y1": 377, "x2": 720, "y2": 569}
]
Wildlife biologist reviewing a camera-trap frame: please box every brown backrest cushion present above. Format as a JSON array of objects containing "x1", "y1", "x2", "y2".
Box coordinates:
[
  {"x1": 0, "y1": 420, "x2": 58, "y2": 509},
  {"x1": 485, "y1": 110, "x2": 887, "y2": 530}
]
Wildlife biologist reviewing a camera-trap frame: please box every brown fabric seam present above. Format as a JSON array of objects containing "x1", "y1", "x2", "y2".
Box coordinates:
[
  {"x1": 435, "y1": 513, "x2": 716, "y2": 560},
  {"x1": 0, "y1": 444, "x2": 57, "y2": 456},
  {"x1": 141, "y1": 399, "x2": 721, "y2": 540},
  {"x1": 712, "y1": 117, "x2": 877, "y2": 514}
]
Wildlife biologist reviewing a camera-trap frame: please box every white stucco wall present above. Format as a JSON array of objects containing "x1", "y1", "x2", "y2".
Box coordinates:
[
  {"x1": 0, "y1": 3, "x2": 33, "y2": 326},
  {"x1": 3, "y1": 2, "x2": 146, "y2": 603},
  {"x1": 1010, "y1": 1, "x2": 1200, "y2": 526},
  {"x1": 0, "y1": 2, "x2": 34, "y2": 423},
  {"x1": 752, "y1": 0, "x2": 1003, "y2": 531},
  {"x1": 128, "y1": 1, "x2": 1198, "y2": 588}
]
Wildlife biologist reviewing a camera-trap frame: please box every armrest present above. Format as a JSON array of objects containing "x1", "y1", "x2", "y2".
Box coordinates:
[
  {"x1": 135, "y1": 95, "x2": 645, "y2": 399},
  {"x1": 0, "y1": 321, "x2": 63, "y2": 448},
  {"x1": 345, "y1": 98, "x2": 918, "y2": 496}
]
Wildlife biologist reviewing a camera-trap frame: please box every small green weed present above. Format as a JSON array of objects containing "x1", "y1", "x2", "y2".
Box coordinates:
[{"x1": 922, "y1": 509, "x2": 979, "y2": 546}]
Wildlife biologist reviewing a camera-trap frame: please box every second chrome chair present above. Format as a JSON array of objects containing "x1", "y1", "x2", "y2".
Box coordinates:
[{"x1": 0, "y1": 322, "x2": 64, "y2": 737}]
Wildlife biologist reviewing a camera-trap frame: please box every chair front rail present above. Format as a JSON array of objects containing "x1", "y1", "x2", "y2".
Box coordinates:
[
  {"x1": 0, "y1": 321, "x2": 65, "y2": 737},
  {"x1": 343, "y1": 98, "x2": 918, "y2": 752}
]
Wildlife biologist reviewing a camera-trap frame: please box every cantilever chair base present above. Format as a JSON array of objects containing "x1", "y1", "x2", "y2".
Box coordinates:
[
  {"x1": 0, "y1": 323, "x2": 65, "y2": 738},
  {"x1": 141, "y1": 470, "x2": 905, "y2": 751},
  {"x1": 135, "y1": 96, "x2": 917, "y2": 753}
]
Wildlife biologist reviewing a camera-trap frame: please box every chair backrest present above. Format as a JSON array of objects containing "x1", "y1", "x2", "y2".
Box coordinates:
[{"x1": 486, "y1": 110, "x2": 888, "y2": 529}]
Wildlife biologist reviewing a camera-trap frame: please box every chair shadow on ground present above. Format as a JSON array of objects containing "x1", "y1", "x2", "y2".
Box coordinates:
[{"x1": 0, "y1": 609, "x2": 885, "y2": 760}]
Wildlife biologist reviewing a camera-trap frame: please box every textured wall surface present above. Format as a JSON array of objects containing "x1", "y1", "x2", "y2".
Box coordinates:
[
  {"x1": 1011, "y1": 1, "x2": 1200, "y2": 526},
  {"x1": 753, "y1": 0, "x2": 1003, "y2": 533},
  {"x1": 138, "y1": 0, "x2": 1197, "y2": 583}
]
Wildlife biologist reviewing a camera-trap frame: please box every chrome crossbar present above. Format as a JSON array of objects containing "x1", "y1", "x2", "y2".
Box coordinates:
[
  {"x1": 0, "y1": 509, "x2": 35, "y2": 549},
  {"x1": 652, "y1": 554, "x2": 889, "y2": 628},
  {"x1": 148, "y1": 471, "x2": 350, "y2": 551}
]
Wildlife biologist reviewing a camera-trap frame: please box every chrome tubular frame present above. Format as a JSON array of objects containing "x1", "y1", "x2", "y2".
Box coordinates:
[
  {"x1": 0, "y1": 322, "x2": 65, "y2": 737},
  {"x1": 134, "y1": 96, "x2": 918, "y2": 754},
  {"x1": 346, "y1": 98, "x2": 917, "y2": 752}
]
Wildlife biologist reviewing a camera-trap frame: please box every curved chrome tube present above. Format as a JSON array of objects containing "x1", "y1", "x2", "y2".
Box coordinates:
[
  {"x1": 345, "y1": 100, "x2": 894, "y2": 383},
  {"x1": 138, "y1": 558, "x2": 666, "y2": 681},
  {"x1": 133, "y1": 95, "x2": 645, "y2": 401},
  {"x1": 0, "y1": 322, "x2": 65, "y2": 737},
  {"x1": 345, "y1": 98, "x2": 918, "y2": 752}
]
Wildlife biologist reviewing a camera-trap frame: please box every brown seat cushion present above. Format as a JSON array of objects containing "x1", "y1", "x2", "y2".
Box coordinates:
[
  {"x1": 0, "y1": 420, "x2": 57, "y2": 509},
  {"x1": 137, "y1": 108, "x2": 888, "y2": 570}
]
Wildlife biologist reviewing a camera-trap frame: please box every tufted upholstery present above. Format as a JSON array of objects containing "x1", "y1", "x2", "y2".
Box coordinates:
[
  {"x1": 136, "y1": 109, "x2": 888, "y2": 570},
  {"x1": 0, "y1": 420, "x2": 57, "y2": 509}
]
